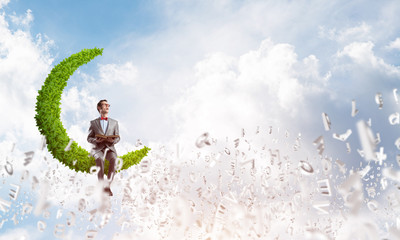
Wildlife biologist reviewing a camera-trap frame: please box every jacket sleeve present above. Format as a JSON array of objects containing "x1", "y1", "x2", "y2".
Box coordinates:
[
  {"x1": 113, "y1": 121, "x2": 120, "y2": 144},
  {"x1": 87, "y1": 121, "x2": 97, "y2": 144}
]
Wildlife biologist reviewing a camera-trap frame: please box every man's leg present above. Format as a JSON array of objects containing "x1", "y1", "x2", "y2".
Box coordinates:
[
  {"x1": 106, "y1": 151, "x2": 117, "y2": 182},
  {"x1": 93, "y1": 150, "x2": 105, "y2": 181},
  {"x1": 104, "y1": 150, "x2": 117, "y2": 196}
]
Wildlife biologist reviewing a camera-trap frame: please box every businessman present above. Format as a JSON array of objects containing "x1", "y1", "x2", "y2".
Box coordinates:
[{"x1": 87, "y1": 99, "x2": 120, "y2": 196}]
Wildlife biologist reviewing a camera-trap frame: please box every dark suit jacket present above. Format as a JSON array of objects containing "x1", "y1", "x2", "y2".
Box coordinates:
[{"x1": 87, "y1": 117, "x2": 120, "y2": 155}]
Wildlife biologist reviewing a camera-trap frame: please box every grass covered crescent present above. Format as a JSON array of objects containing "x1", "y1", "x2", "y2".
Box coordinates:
[{"x1": 35, "y1": 47, "x2": 150, "y2": 174}]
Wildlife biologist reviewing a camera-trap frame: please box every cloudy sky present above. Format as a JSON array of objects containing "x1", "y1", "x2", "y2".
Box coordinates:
[
  {"x1": 1, "y1": 0, "x2": 400, "y2": 239},
  {"x1": 1, "y1": 0, "x2": 400, "y2": 148}
]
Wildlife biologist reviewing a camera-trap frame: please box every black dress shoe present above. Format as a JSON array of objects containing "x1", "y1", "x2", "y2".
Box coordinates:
[{"x1": 104, "y1": 187, "x2": 113, "y2": 196}]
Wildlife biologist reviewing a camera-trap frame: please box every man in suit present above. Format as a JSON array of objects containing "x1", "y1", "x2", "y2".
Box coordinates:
[{"x1": 87, "y1": 99, "x2": 120, "y2": 196}]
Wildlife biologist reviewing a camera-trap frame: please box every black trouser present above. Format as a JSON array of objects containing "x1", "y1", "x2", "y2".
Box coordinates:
[{"x1": 93, "y1": 149, "x2": 117, "y2": 182}]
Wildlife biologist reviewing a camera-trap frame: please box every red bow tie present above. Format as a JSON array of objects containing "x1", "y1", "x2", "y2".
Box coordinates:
[{"x1": 101, "y1": 117, "x2": 108, "y2": 121}]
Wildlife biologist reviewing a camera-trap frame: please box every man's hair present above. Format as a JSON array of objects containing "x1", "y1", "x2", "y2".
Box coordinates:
[{"x1": 97, "y1": 99, "x2": 108, "y2": 113}]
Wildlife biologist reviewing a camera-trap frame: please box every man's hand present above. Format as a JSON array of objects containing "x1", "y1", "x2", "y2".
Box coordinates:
[
  {"x1": 106, "y1": 138, "x2": 114, "y2": 143},
  {"x1": 96, "y1": 138, "x2": 105, "y2": 143}
]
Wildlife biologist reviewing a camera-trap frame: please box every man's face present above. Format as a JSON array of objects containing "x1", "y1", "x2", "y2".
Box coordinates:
[{"x1": 99, "y1": 101, "x2": 110, "y2": 114}]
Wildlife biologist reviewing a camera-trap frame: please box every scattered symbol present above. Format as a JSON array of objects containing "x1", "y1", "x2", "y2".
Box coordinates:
[
  {"x1": 10, "y1": 143, "x2": 16, "y2": 153},
  {"x1": 389, "y1": 113, "x2": 400, "y2": 125},
  {"x1": 20, "y1": 170, "x2": 29, "y2": 182},
  {"x1": 299, "y1": 160, "x2": 314, "y2": 174},
  {"x1": 86, "y1": 230, "x2": 98, "y2": 239},
  {"x1": 335, "y1": 159, "x2": 346, "y2": 174},
  {"x1": 375, "y1": 147, "x2": 387, "y2": 165},
  {"x1": 367, "y1": 118, "x2": 372, "y2": 127},
  {"x1": 24, "y1": 151, "x2": 35, "y2": 166},
  {"x1": 40, "y1": 136, "x2": 47, "y2": 150},
  {"x1": 346, "y1": 142, "x2": 351, "y2": 153},
  {"x1": 67, "y1": 211, "x2": 76, "y2": 226},
  {"x1": 64, "y1": 139, "x2": 74, "y2": 151},
  {"x1": 234, "y1": 138, "x2": 240, "y2": 148},
  {"x1": 358, "y1": 165, "x2": 371, "y2": 179},
  {"x1": 241, "y1": 159, "x2": 255, "y2": 169},
  {"x1": 22, "y1": 203, "x2": 33, "y2": 215},
  {"x1": 90, "y1": 166, "x2": 100, "y2": 175},
  {"x1": 367, "y1": 200, "x2": 378, "y2": 212},
  {"x1": 381, "y1": 177, "x2": 388, "y2": 190},
  {"x1": 332, "y1": 129, "x2": 352, "y2": 141},
  {"x1": 9, "y1": 184, "x2": 20, "y2": 200},
  {"x1": 321, "y1": 113, "x2": 331, "y2": 131},
  {"x1": 313, "y1": 201, "x2": 330, "y2": 214},
  {"x1": 317, "y1": 179, "x2": 332, "y2": 196},
  {"x1": 269, "y1": 149, "x2": 280, "y2": 165},
  {"x1": 54, "y1": 224, "x2": 66, "y2": 238},
  {"x1": 224, "y1": 147, "x2": 231, "y2": 155},
  {"x1": 4, "y1": 161, "x2": 13, "y2": 175},
  {"x1": 322, "y1": 158, "x2": 332, "y2": 174},
  {"x1": 0, "y1": 197, "x2": 11, "y2": 213},
  {"x1": 140, "y1": 159, "x2": 150, "y2": 173},
  {"x1": 37, "y1": 221, "x2": 47, "y2": 232},
  {"x1": 356, "y1": 120, "x2": 376, "y2": 161},
  {"x1": 56, "y1": 209, "x2": 63, "y2": 219},
  {"x1": 352, "y1": 100, "x2": 359, "y2": 117},
  {"x1": 78, "y1": 199, "x2": 87, "y2": 212},
  {"x1": 394, "y1": 88, "x2": 399, "y2": 104},
  {"x1": 195, "y1": 132, "x2": 211, "y2": 148},
  {"x1": 375, "y1": 92, "x2": 383, "y2": 109},
  {"x1": 313, "y1": 136, "x2": 325, "y2": 155},
  {"x1": 32, "y1": 176, "x2": 39, "y2": 190},
  {"x1": 135, "y1": 139, "x2": 143, "y2": 147}
]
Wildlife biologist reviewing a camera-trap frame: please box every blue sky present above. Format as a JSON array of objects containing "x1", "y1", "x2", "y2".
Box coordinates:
[
  {"x1": 5, "y1": 0, "x2": 164, "y2": 54},
  {"x1": 1, "y1": 0, "x2": 400, "y2": 239}
]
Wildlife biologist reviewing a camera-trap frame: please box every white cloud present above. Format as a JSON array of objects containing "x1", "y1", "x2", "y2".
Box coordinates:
[
  {"x1": 98, "y1": 62, "x2": 138, "y2": 86},
  {"x1": 170, "y1": 38, "x2": 328, "y2": 143},
  {"x1": 319, "y1": 22, "x2": 372, "y2": 43},
  {"x1": 298, "y1": 55, "x2": 331, "y2": 89},
  {"x1": 102, "y1": 0, "x2": 400, "y2": 145},
  {"x1": 9, "y1": 9, "x2": 34, "y2": 27},
  {"x1": 61, "y1": 86, "x2": 98, "y2": 119},
  {"x1": 386, "y1": 37, "x2": 400, "y2": 50},
  {"x1": 62, "y1": 86, "x2": 82, "y2": 112},
  {"x1": 0, "y1": 227, "x2": 41, "y2": 240},
  {"x1": 81, "y1": 0, "x2": 400, "y2": 148},
  {"x1": 337, "y1": 41, "x2": 376, "y2": 65},
  {"x1": 0, "y1": 8, "x2": 54, "y2": 148},
  {"x1": 337, "y1": 41, "x2": 400, "y2": 76},
  {"x1": 60, "y1": 86, "x2": 100, "y2": 150},
  {"x1": 0, "y1": 0, "x2": 10, "y2": 9}
]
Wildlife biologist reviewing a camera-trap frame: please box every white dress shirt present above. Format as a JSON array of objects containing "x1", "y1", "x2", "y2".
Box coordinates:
[{"x1": 100, "y1": 118, "x2": 108, "y2": 134}]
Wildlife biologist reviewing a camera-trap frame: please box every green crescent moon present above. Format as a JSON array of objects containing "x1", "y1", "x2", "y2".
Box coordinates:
[{"x1": 34, "y1": 47, "x2": 150, "y2": 174}]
